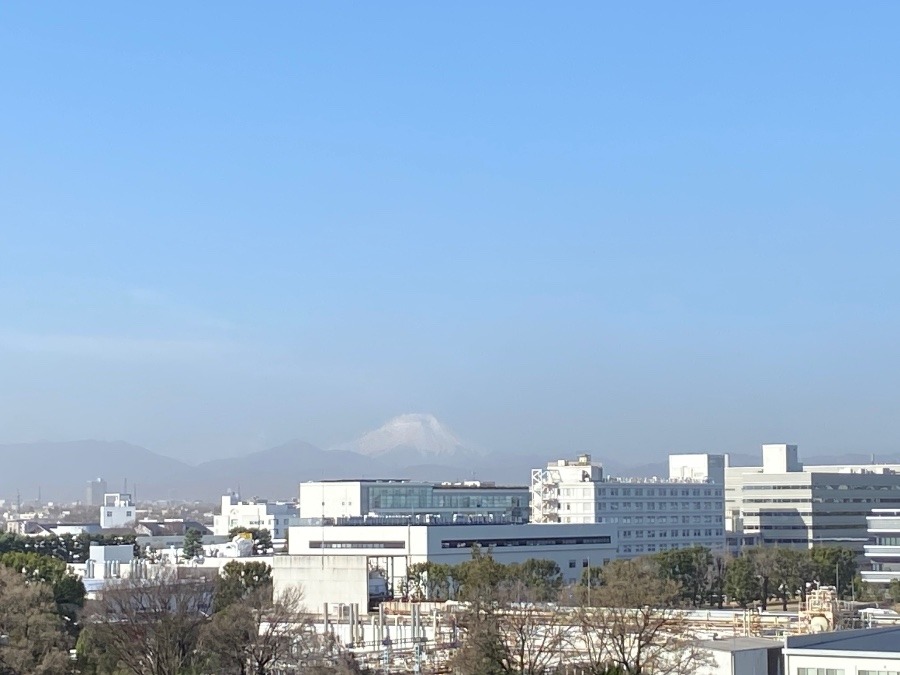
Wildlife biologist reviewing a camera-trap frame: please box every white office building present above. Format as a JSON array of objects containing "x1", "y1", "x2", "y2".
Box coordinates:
[
  {"x1": 276, "y1": 520, "x2": 617, "y2": 613},
  {"x1": 100, "y1": 493, "x2": 136, "y2": 529},
  {"x1": 297, "y1": 479, "x2": 529, "y2": 522},
  {"x1": 531, "y1": 454, "x2": 726, "y2": 556},
  {"x1": 862, "y1": 508, "x2": 900, "y2": 584},
  {"x1": 726, "y1": 444, "x2": 900, "y2": 561},
  {"x1": 213, "y1": 493, "x2": 300, "y2": 542}
]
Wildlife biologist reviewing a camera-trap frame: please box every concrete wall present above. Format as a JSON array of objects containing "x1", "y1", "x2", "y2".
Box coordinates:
[{"x1": 273, "y1": 554, "x2": 370, "y2": 614}]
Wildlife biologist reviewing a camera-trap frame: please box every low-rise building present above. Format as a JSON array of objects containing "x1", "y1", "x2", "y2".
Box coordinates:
[
  {"x1": 783, "y1": 626, "x2": 900, "y2": 674},
  {"x1": 213, "y1": 493, "x2": 300, "y2": 542},
  {"x1": 275, "y1": 520, "x2": 617, "y2": 613}
]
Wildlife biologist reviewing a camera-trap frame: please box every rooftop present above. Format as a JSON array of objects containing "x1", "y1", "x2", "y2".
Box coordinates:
[
  {"x1": 785, "y1": 626, "x2": 900, "y2": 654},
  {"x1": 697, "y1": 637, "x2": 781, "y2": 653}
]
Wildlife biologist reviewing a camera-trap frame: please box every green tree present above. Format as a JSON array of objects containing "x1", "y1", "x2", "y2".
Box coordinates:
[
  {"x1": 653, "y1": 546, "x2": 713, "y2": 607},
  {"x1": 888, "y1": 578, "x2": 900, "y2": 604},
  {"x1": 0, "y1": 550, "x2": 86, "y2": 630},
  {"x1": 454, "y1": 546, "x2": 509, "y2": 606},
  {"x1": 725, "y1": 555, "x2": 760, "y2": 608},
  {"x1": 182, "y1": 528, "x2": 204, "y2": 559},
  {"x1": 405, "y1": 561, "x2": 452, "y2": 601},
  {"x1": 810, "y1": 546, "x2": 857, "y2": 598},
  {"x1": 0, "y1": 566, "x2": 71, "y2": 674},
  {"x1": 509, "y1": 558, "x2": 563, "y2": 602},
  {"x1": 215, "y1": 560, "x2": 273, "y2": 612}
]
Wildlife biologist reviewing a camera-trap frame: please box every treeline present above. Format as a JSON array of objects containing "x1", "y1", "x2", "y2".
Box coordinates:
[
  {"x1": 403, "y1": 543, "x2": 861, "y2": 611},
  {"x1": 0, "y1": 532, "x2": 140, "y2": 562}
]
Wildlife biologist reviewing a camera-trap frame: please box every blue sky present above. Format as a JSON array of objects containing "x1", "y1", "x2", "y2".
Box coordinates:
[{"x1": 2, "y1": 3, "x2": 900, "y2": 462}]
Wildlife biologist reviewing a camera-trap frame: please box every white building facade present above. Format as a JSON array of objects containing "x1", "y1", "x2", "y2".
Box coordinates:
[
  {"x1": 531, "y1": 454, "x2": 726, "y2": 556},
  {"x1": 726, "y1": 444, "x2": 900, "y2": 562},
  {"x1": 276, "y1": 520, "x2": 617, "y2": 613},
  {"x1": 297, "y1": 480, "x2": 529, "y2": 522},
  {"x1": 213, "y1": 493, "x2": 300, "y2": 541},
  {"x1": 783, "y1": 626, "x2": 900, "y2": 675},
  {"x1": 862, "y1": 509, "x2": 900, "y2": 584},
  {"x1": 100, "y1": 493, "x2": 135, "y2": 529}
]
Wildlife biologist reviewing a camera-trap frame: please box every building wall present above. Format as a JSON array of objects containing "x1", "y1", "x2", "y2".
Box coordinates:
[
  {"x1": 532, "y1": 456, "x2": 725, "y2": 557},
  {"x1": 213, "y1": 494, "x2": 300, "y2": 540},
  {"x1": 286, "y1": 522, "x2": 618, "y2": 584},
  {"x1": 783, "y1": 652, "x2": 900, "y2": 674},
  {"x1": 730, "y1": 464, "x2": 900, "y2": 560},
  {"x1": 272, "y1": 554, "x2": 371, "y2": 615},
  {"x1": 297, "y1": 480, "x2": 529, "y2": 522},
  {"x1": 100, "y1": 493, "x2": 135, "y2": 529}
]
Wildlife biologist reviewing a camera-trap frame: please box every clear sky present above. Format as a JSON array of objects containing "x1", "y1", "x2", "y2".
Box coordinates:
[{"x1": 2, "y1": 3, "x2": 900, "y2": 463}]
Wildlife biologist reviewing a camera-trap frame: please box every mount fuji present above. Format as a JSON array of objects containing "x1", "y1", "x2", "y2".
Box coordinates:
[{"x1": 335, "y1": 413, "x2": 481, "y2": 467}]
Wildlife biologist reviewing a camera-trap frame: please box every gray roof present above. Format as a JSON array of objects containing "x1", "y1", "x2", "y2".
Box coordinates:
[
  {"x1": 697, "y1": 637, "x2": 782, "y2": 653},
  {"x1": 786, "y1": 626, "x2": 900, "y2": 653}
]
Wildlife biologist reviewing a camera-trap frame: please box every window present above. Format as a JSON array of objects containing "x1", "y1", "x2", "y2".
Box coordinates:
[
  {"x1": 569, "y1": 560, "x2": 576, "y2": 569},
  {"x1": 126, "y1": 511, "x2": 132, "y2": 517},
  {"x1": 582, "y1": 559, "x2": 589, "y2": 568},
  {"x1": 106, "y1": 511, "x2": 112, "y2": 517}
]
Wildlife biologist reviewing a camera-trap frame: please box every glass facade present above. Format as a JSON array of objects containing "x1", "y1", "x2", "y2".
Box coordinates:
[{"x1": 362, "y1": 483, "x2": 527, "y2": 520}]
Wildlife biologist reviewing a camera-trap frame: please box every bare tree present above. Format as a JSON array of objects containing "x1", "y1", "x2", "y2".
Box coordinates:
[
  {"x1": 570, "y1": 558, "x2": 710, "y2": 675},
  {"x1": 0, "y1": 566, "x2": 71, "y2": 675},
  {"x1": 200, "y1": 585, "x2": 324, "y2": 675},
  {"x1": 81, "y1": 569, "x2": 214, "y2": 675},
  {"x1": 452, "y1": 577, "x2": 567, "y2": 675}
]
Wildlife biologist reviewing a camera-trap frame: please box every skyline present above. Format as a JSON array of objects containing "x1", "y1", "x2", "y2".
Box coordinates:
[{"x1": 3, "y1": 3, "x2": 900, "y2": 462}]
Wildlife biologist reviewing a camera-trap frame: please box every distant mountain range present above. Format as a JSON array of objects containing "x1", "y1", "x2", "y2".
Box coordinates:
[{"x1": 2, "y1": 415, "x2": 899, "y2": 504}]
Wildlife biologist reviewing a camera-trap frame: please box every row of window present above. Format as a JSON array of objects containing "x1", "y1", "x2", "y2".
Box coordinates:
[
  {"x1": 621, "y1": 542, "x2": 693, "y2": 554},
  {"x1": 595, "y1": 501, "x2": 721, "y2": 511},
  {"x1": 563, "y1": 487, "x2": 722, "y2": 498},
  {"x1": 797, "y1": 669, "x2": 843, "y2": 675},
  {"x1": 440, "y1": 535, "x2": 612, "y2": 549},
  {"x1": 309, "y1": 541, "x2": 406, "y2": 549},
  {"x1": 621, "y1": 528, "x2": 721, "y2": 538}
]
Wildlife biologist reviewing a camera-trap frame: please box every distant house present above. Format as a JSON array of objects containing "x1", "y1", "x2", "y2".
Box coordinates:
[{"x1": 134, "y1": 519, "x2": 224, "y2": 551}]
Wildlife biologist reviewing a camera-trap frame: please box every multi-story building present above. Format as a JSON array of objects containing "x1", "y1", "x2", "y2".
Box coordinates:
[
  {"x1": 86, "y1": 478, "x2": 108, "y2": 507},
  {"x1": 861, "y1": 508, "x2": 900, "y2": 584},
  {"x1": 726, "y1": 444, "x2": 900, "y2": 561},
  {"x1": 213, "y1": 493, "x2": 300, "y2": 542},
  {"x1": 531, "y1": 454, "x2": 726, "y2": 557},
  {"x1": 100, "y1": 493, "x2": 135, "y2": 529},
  {"x1": 297, "y1": 480, "x2": 529, "y2": 522}
]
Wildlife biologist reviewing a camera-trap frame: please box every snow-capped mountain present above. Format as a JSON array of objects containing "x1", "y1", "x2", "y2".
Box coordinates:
[{"x1": 336, "y1": 413, "x2": 479, "y2": 465}]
